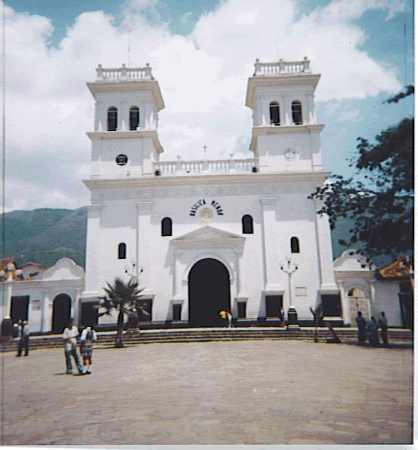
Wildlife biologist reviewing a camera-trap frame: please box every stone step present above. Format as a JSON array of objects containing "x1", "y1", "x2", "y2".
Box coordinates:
[{"x1": 1, "y1": 328, "x2": 412, "y2": 351}]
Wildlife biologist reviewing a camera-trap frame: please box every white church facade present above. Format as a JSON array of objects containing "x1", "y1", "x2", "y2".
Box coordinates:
[
  {"x1": 0, "y1": 59, "x2": 410, "y2": 334},
  {"x1": 81, "y1": 58, "x2": 342, "y2": 328}
]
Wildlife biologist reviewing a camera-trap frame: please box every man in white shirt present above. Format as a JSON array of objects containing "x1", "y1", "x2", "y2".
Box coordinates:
[{"x1": 62, "y1": 318, "x2": 85, "y2": 375}]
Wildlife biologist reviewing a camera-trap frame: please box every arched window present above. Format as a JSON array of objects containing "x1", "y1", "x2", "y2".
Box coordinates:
[
  {"x1": 118, "y1": 243, "x2": 126, "y2": 259},
  {"x1": 291, "y1": 237, "x2": 300, "y2": 253},
  {"x1": 291, "y1": 101, "x2": 303, "y2": 125},
  {"x1": 161, "y1": 217, "x2": 172, "y2": 237},
  {"x1": 242, "y1": 215, "x2": 254, "y2": 234},
  {"x1": 107, "y1": 107, "x2": 118, "y2": 131},
  {"x1": 129, "y1": 106, "x2": 140, "y2": 131},
  {"x1": 269, "y1": 101, "x2": 280, "y2": 126}
]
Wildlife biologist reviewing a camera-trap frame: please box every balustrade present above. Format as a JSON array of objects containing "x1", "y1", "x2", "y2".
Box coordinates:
[
  {"x1": 96, "y1": 63, "x2": 153, "y2": 81},
  {"x1": 153, "y1": 157, "x2": 258, "y2": 176},
  {"x1": 254, "y1": 58, "x2": 311, "y2": 76}
]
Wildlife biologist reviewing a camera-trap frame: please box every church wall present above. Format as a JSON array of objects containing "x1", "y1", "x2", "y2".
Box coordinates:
[
  {"x1": 373, "y1": 282, "x2": 403, "y2": 327},
  {"x1": 256, "y1": 132, "x2": 315, "y2": 172}
]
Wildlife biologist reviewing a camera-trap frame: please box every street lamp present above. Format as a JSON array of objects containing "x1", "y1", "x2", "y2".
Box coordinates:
[
  {"x1": 280, "y1": 256, "x2": 299, "y2": 329},
  {"x1": 124, "y1": 259, "x2": 144, "y2": 282},
  {"x1": 1, "y1": 262, "x2": 22, "y2": 336}
]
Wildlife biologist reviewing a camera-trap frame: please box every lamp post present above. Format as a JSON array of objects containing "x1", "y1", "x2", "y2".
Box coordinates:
[
  {"x1": 1, "y1": 262, "x2": 22, "y2": 336},
  {"x1": 124, "y1": 259, "x2": 144, "y2": 283},
  {"x1": 280, "y1": 256, "x2": 299, "y2": 329}
]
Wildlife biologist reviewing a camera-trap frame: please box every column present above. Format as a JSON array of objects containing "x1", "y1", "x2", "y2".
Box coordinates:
[
  {"x1": 369, "y1": 280, "x2": 377, "y2": 317},
  {"x1": 95, "y1": 101, "x2": 102, "y2": 131},
  {"x1": 73, "y1": 288, "x2": 83, "y2": 326},
  {"x1": 337, "y1": 281, "x2": 350, "y2": 325},
  {"x1": 256, "y1": 96, "x2": 263, "y2": 126},
  {"x1": 260, "y1": 198, "x2": 280, "y2": 291},
  {"x1": 313, "y1": 199, "x2": 339, "y2": 293},
  {"x1": 305, "y1": 94, "x2": 315, "y2": 124},
  {"x1": 136, "y1": 202, "x2": 153, "y2": 295},
  {"x1": 119, "y1": 100, "x2": 127, "y2": 130},
  {"x1": 41, "y1": 290, "x2": 50, "y2": 333},
  {"x1": 83, "y1": 204, "x2": 102, "y2": 297},
  {"x1": 172, "y1": 250, "x2": 183, "y2": 299},
  {"x1": 282, "y1": 95, "x2": 290, "y2": 125},
  {"x1": 235, "y1": 251, "x2": 243, "y2": 296}
]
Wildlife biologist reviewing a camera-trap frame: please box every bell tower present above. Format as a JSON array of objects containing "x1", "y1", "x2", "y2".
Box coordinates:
[
  {"x1": 245, "y1": 57, "x2": 324, "y2": 173},
  {"x1": 86, "y1": 63, "x2": 165, "y2": 179}
]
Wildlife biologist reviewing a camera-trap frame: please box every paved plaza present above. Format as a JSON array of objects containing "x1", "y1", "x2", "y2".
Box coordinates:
[{"x1": 2, "y1": 339, "x2": 413, "y2": 445}]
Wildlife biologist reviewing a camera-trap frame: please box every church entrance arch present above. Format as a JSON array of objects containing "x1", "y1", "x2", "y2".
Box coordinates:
[
  {"x1": 188, "y1": 258, "x2": 231, "y2": 327},
  {"x1": 52, "y1": 294, "x2": 71, "y2": 334}
]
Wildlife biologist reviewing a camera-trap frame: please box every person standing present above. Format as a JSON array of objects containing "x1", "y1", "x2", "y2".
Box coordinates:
[
  {"x1": 378, "y1": 311, "x2": 389, "y2": 347},
  {"x1": 80, "y1": 326, "x2": 97, "y2": 374},
  {"x1": 367, "y1": 316, "x2": 380, "y2": 347},
  {"x1": 16, "y1": 320, "x2": 30, "y2": 357},
  {"x1": 227, "y1": 312, "x2": 233, "y2": 328},
  {"x1": 63, "y1": 318, "x2": 85, "y2": 375},
  {"x1": 355, "y1": 311, "x2": 367, "y2": 346}
]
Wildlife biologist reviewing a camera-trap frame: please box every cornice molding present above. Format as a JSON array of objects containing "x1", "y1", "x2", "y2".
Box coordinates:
[{"x1": 83, "y1": 170, "x2": 331, "y2": 191}]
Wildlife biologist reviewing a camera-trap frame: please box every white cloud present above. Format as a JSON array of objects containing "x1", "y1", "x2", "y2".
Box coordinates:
[{"x1": 3, "y1": 0, "x2": 404, "y2": 211}]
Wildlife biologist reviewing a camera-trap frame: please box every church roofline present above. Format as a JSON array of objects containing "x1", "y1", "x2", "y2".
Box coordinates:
[{"x1": 83, "y1": 170, "x2": 332, "y2": 190}]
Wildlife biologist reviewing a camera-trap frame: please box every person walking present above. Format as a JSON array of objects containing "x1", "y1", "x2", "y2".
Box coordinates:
[
  {"x1": 16, "y1": 320, "x2": 30, "y2": 357},
  {"x1": 355, "y1": 311, "x2": 367, "y2": 346},
  {"x1": 63, "y1": 318, "x2": 85, "y2": 375},
  {"x1": 80, "y1": 326, "x2": 97, "y2": 374},
  {"x1": 378, "y1": 311, "x2": 389, "y2": 347}
]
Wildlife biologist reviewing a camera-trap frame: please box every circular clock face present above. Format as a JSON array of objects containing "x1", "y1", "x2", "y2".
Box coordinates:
[
  {"x1": 116, "y1": 154, "x2": 128, "y2": 166},
  {"x1": 284, "y1": 148, "x2": 296, "y2": 161}
]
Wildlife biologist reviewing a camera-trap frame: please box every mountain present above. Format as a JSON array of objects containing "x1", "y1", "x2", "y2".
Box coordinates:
[
  {"x1": 3, "y1": 207, "x2": 87, "y2": 268},
  {"x1": 2, "y1": 207, "x2": 388, "y2": 269}
]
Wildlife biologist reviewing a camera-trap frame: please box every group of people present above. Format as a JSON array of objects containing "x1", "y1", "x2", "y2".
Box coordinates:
[
  {"x1": 355, "y1": 311, "x2": 389, "y2": 347},
  {"x1": 62, "y1": 318, "x2": 97, "y2": 375}
]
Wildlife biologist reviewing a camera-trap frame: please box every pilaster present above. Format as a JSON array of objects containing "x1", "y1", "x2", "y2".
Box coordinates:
[
  {"x1": 260, "y1": 198, "x2": 281, "y2": 291},
  {"x1": 137, "y1": 201, "x2": 153, "y2": 295}
]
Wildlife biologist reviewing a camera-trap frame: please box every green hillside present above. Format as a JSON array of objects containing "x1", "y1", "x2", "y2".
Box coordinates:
[
  {"x1": 3, "y1": 207, "x2": 87, "y2": 268},
  {"x1": 2, "y1": 207, "x2": 388, "y2": 269}
]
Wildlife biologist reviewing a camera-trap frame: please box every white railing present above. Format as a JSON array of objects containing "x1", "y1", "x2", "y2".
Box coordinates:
[
  {"x1": 254, "y1": 58, "x2": 311, "y2": 76},
  {"x1": 153, "y1": 157, "x2": 259, "y2": 176},
  {"x1": 96, "y1": 63, "x2": 153, "y2": 81}
]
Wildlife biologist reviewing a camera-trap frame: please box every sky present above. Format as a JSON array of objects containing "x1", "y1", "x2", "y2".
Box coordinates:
[{"x1": 2, "y1": 0, "x2": 414, "y2": 211}]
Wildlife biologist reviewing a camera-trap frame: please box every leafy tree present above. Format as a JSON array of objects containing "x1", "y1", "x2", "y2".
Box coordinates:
[
  {"x1": 96, "y1": 277, "x2": 146, "y2": 348},
  {"x1": 309, "y1": 86, "x2": 414, "y2": 260}
]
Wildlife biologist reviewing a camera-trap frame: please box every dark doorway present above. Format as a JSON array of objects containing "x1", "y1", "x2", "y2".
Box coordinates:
[
  {"x1": 80, "y1": 302, "x2": 99, "y2": 328},
  {"x1": 265, "y1": 295, "x2": 283, "y2": 318},
  {"x1": 11, "y1": 296, "x2": 29, "y2": 324},
  {"x1": 188, "y1": 258, "x2": 230, "y2": 327},
  {"x1": 52, "y1": 294, "x2": 71, "y2": 334}
]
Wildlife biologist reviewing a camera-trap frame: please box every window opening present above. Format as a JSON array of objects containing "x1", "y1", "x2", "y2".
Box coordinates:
[
  {"x1": 118, "y1": 243, "x2": 126, "y2": 259},
  {"x1": 107, "y1": 107, "x2": 118, "y2": 131},
  {"x1": 129, "y1": 106, "x2": 140, "y2": 130},
  {"x1": 291, "y1": 237, "x2": 300, "y2": 253},
  {"x1": 269, "y1": 101, "x2": 280, "y2": 126},
  {"x1": 242, "y1": 215, "x2": 254, "y2": 234},
  {"x1": 161, "y1": 217, "x2": 172, "y2": 237},
  {"x1": 292, "y1": 101, "x2": 303, "y2": 125}
]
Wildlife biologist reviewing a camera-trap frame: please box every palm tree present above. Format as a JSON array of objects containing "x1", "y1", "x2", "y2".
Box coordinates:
[{"x1": 96, "y1": 277, "x2": 145, "y2": 348}]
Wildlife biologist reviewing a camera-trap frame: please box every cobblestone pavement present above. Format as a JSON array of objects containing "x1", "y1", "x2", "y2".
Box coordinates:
[{"x1": 2, "y1": 340, "x2": 413, "y2": 445}]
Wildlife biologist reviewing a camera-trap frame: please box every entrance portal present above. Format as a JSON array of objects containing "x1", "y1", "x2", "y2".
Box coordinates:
[
  {"x1": 52, "y1": 294, "x2": 71, "y2": 334},
  {"x1": 188, "y1": 258, "x2": 231, "y2": 327}
]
